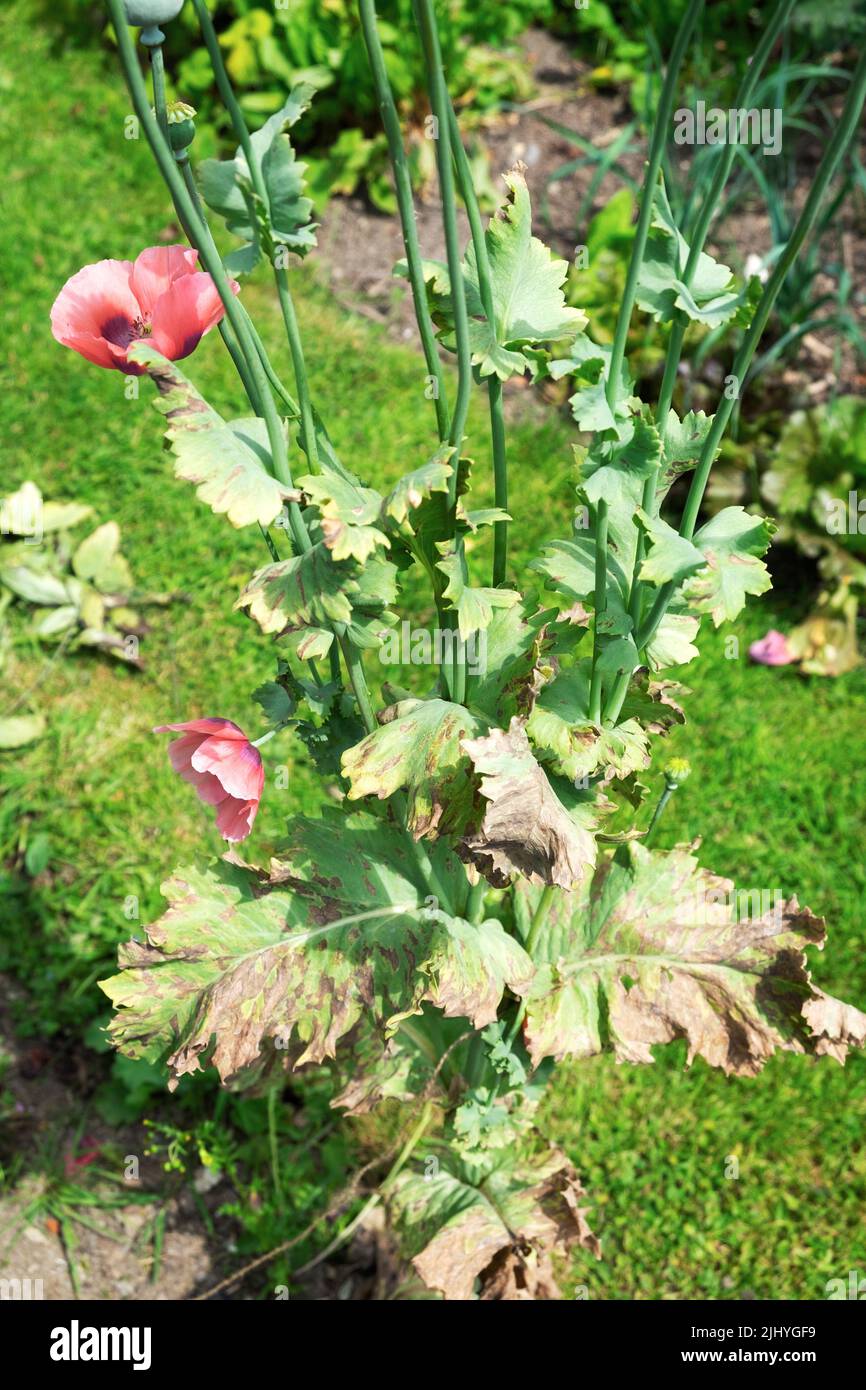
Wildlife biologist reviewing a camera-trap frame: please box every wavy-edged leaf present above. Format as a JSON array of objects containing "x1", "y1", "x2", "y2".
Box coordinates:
[
  {"x1": 130, "y1": 344, "x2": 293, "y2": 528},
  {"x1": 436, "y1": 542, "x2": 520, "y2": 641},
  {"x1": 297, "y1": 472, "x2": 389, "y2": 563},
  {"x1": 342, "y1": 698, "x2": 484, "y2": 839},
  {"x1": 549, "y1": 333, "x2": 638, "y2": 439},
  {"x1": 682, "y1": 506, "x2": 775, "y2": 626},
  {"x1": 519, "y1": 842, "x2": 866, "y2": 1074},
  {"x1": 100, "y1": 817, "x2": 532, "y2": 1085},
  {"x1": 199, "y1": 84, "x2": 317, "y2": 272},
  {"x1": 526, "y1": 665, "x2": 650, "y2": 783},
  {"x1": 381, "y1": 445, "x2": 455, "y2": 527},
  {"x1": 399, "y1": 168, "x2": 585, "y2": 380}
]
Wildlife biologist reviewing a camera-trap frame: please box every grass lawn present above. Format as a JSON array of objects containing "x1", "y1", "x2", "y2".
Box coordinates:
[{"x1": 1, "y1": 0, "x2": 864, "y2": 1300}]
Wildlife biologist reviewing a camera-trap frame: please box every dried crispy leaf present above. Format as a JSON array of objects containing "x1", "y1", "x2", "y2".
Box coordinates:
[
  {"x1": 460, "y1": 718, "x2": 598, "y2": 890},
  {"x1": 130, "y1": 344, "x2": 293, "y2": 528},
  {"x1": 390, "y1": 1147, "x2": 600, "y2": 1301},
  {"x1": 520, "y1": 842, "x2": 866, "y2": 1075}
]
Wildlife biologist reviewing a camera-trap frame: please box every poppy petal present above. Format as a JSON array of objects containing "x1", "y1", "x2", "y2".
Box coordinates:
[
  {"x1": 149, "y1": 272, "x2": 237, "y2": 361},
  {"x1": 130, "y1": 245, "x2": 199, "y2": 317}
]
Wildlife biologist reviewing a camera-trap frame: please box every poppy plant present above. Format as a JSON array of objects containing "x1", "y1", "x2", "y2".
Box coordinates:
[
  {"x1": 50, "y1": 245, "x2": 237, "y2": 373},
  {"x1": 154, "y1": 718, "x2": 264, "y2": 842}
]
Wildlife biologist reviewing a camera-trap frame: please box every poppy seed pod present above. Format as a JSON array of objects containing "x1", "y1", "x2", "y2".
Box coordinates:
[
  {"x1": 164, "y1": 100, "x2": 197, "y2": 152},
  {"x1": 122, "y1": 0, "x2": 185, "y2": 27}
]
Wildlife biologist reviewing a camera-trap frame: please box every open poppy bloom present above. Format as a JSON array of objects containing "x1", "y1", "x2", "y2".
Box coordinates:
[
  {"x1": 749, "y1": 629, "x2": 795, "y2": 666},
  {"x1": 155, "y1": 718, "x2": 264, "y2": 843},
  {"x1": 51, "y1": 246, "x2": 238, "y2": 374}
]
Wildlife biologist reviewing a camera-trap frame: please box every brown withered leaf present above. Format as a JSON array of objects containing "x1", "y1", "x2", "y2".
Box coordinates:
[
  {"x1": 519, "y1": 842, "x2": 866, "y2": 1076},
  {"x1": 459, "y1": 718, "x2": 598, "y2": 890},
  {"x1": 390, "y1": 1147, "x2": 600, "y2": 1301}
]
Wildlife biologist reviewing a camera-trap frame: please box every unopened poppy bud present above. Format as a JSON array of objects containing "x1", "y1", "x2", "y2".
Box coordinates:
[
  {"x1": 123, "y1": 0, "x2": 185, "y2": 26},
  {"x1": 163, "y1": 100, "x2": 197, "y2": 152},
  {"x1": 664, "y1": 758, "x2": 691, "y2": 787}
]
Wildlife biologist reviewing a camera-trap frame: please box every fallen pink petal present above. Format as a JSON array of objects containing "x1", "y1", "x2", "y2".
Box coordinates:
[
  {"x1": 50, "y1": 245, "x2": 238, "y2": 373},
  {"x1": 155, "y1": 717, "x2": 264, "y2": 842},
  {"x1": 749, "y1": 629, "x2": 796, "y2": 666}
]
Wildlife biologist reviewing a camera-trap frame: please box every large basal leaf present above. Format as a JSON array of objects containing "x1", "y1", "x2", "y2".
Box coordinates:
[
  {"x1": 199, "y1": 85, "x2": 317, "y2": 273},
  {"x1": 460, "y1": 719, "x2": 598, "y2": 890},
  {"x1": 100, "y1": 816, "x2": 533, "y2": 1087},
  {"x1": 519, "y1": 841, "x2": 866, "y2": 1075},
  {"x1": 129, "y1": 344, "x2": 293, "y2": 528},
  {"x1": 389, "y1": 1146, "x2": 600, "y2": 1301},
  {"x1": 341, "y1": 698, "x2": 484, "y2": 839}
]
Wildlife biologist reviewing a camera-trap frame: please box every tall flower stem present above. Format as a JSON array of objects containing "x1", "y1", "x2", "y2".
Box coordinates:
[
  {"x1": 447, "y1": 103, "x2": 510, "y2": 588},
  {"x1": 587, "y1": 499, "x2": 609, "y2": 726},
  {"x1": 604, "y1": 0, "x2": 704, "y2": 416},
  {"x1": 634, "y1": 47, "x2": 866, "y2": 660},
  {"x1": 413, "y1": 0, "x2": 475, "y2": 704},
  {"x1": 412, "y1": 0, "x2": 473, "y2": 470},
  {"x1": 358, "y1": 0, "x2": 449, "y2": 442},
  {"x1": 625, "y1": 0, "x2": 796, "y2": 629}
]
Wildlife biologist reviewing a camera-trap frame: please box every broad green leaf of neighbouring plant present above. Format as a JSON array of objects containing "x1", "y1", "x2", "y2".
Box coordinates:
[
  {"x1": 342, "y1": 698, "x2": 485, "y2": 839},
  {"x1": 0, "y1": 481, "x2": 92, "y2": 536},
  {"x1": 399, "y1": 168, "x2": 586, "y2": 380},
  {"x1": 459, "y1": 718, "x2": 599, "y2": 890},
  {"x1": 199, "y1": 84, "x2": 317, "y2": 273},
  {"x1": 517, "y1": 842, "x2": 866, "y2": 1074},
  {"x1": 100, "y1": 817, "x2": 534, "y2": 1086},
  {"x1": 0, "y1": 713, "x2": 46, "y2": 749},
  {"x1": 129, "y1": 345, "x2": 294, "y2": 528},
  {"x1": 389, "y1": 1146, "x2": 600, "y2": 1301},
  {"x1": 72, "y1": 522, "x2": 133, "y2": 594}
]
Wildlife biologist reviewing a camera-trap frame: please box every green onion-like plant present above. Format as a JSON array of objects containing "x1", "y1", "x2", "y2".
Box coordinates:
[{"x1": 87, "y1": 0, "x2": 866, "y2": 1299}]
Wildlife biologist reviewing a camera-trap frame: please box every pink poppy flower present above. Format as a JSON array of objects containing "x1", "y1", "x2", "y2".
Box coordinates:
[
  {"x1": 50, "y1": 246, "x2": 238, "y2": 374},
  {"x1": 749, "y1": 629, "x2": 795, "y2": 666},
  {"x1": 155, "y1": 718, "x2": 264, "y2": 842}
]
